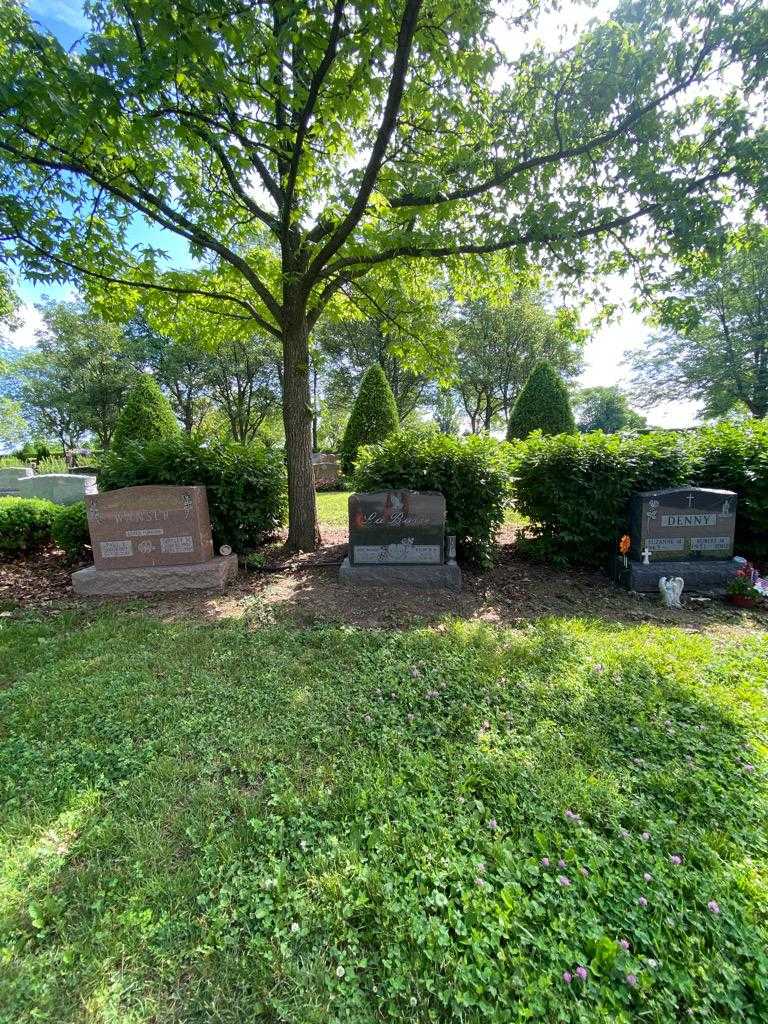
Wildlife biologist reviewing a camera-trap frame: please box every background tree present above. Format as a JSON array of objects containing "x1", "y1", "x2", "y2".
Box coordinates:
[
  {"x1": 452, "y1": 295, "x2": 585, "y2": 433},
  {"x1": 319, "y1": 314, "x2": 431, "y2": 422},
  {"x1": 574, "y1": 385, "x2": 647, "y2": 433},
  {"x1": 125, "y1": 315, "x2": 213, "y2": 434},
  {"x1": 17, "y1": 299, "x2": 136, "y2": 451},
  {"x1": 112, "y1": 373, "x2": 180, "y2": 450},
  {"x1": 433, "y1": 388, "x2": 462, "y2": 436},
  {"x1": 17, "y1": 351, "x2": 85, "y2": 456},
  {"x1": 507, "y1": 361, "x2": 576, "y2": 440},
  {"x1": 0, "y1": 396, "x2": 27, "y2": 450},
  {"x1": 1, "y1": 0, "x2": 765, "y2": 547},
  {"x1": 206, "y1": 335, "x2": 283, "y2": 444},
  {"x1": 340, "y1": 364, "x2": 399, "y2": 474},
  {"x1": 628, "y1": 225, "x2": 768, "y2": 419}
]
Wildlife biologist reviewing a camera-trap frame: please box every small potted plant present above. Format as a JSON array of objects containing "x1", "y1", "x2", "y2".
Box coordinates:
[{"x1": 727, "y1": 565, "x2": 763, "y2": 608}]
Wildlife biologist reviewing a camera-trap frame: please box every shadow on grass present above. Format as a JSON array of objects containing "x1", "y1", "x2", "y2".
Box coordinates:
[{"x1": 1, "y1": 611, "x2": 766, "y2": 1022}]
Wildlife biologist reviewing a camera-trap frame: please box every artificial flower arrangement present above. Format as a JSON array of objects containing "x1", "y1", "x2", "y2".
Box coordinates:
[{"x1": 727, "y1": 563, "x2": 765, "y2": 607}]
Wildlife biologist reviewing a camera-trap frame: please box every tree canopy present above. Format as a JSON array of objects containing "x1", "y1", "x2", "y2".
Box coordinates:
[
  {"x1": 1, "y1": 0, "x2": 766, "y2": 546},
  {"x1": 452, "y1": 294, "x2": 585, "y2": 433},
  {"x1": 17, "y1": 299, "x2": 137, "y2": 451},
  {"x1": 628, "y1": 224, "x2": 768, "y2": 419},
  {"x1": 574, "y1": 385, "x2": 647, "y2": 433}
]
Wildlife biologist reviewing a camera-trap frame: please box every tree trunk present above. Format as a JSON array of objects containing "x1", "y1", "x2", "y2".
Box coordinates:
[
  {"x1": 282, "y1": 307, "x2": 320, "y2": 550},
  {"x1": 312, "y1": 364, "x2": 318, "y2": 452},
  {"x1": 483, "y1": 396, "x2": 493, "y2": 432}
]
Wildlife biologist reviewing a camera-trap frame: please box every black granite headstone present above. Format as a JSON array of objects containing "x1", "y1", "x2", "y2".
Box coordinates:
[
  {"x1": 348, "y1": 490, "x2": 445, "y2": 566},
  {"x1": 629, "y1": 487, "x2": 737, "y2": 562}
]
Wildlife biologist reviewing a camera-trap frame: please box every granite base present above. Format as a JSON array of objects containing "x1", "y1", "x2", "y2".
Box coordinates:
[
  {"x1": 339, "y1": 556, "x2": 462, "y2": 591},
  {"x1": 620, "y1": 558, "x2": 740, "y2": 594},
  {"x1": 72, "y1": 554, "x2": 238, "y2": 596}
]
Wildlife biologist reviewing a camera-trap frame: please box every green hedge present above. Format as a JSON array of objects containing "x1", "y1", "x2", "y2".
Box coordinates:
[
  {"x1": 513, "y1": 422, "x2": 768, "y2": 567},
  {"x1": 690, "y1": 420, "x2": 768, "y2": 561},
  {"x1": 353, "y1": 430, "x2": 512, "y2": 567},
  {"x1": 98, "y1": 435, "x2": 287, "y2": 552},
  {"x1": 512, "y1": 431, "x2": 690, "y2": 567},
  {"x1": 0, "y1": 497, "x2": 57, "y2": 555},
  {"x1": 52, "y1": 501, "x2": 90, "y2": 561}
]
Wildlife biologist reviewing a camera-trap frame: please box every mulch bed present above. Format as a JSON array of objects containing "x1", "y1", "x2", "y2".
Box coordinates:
[{"x1": 2, "y1": 529, "x2": 766, "y2": 636}]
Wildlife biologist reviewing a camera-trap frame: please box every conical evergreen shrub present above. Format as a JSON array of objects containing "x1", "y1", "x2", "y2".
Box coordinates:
[
  {"x1": 506, "y1": 361, "x2": 576, "y2": 440},
  {"x1": 111, "y1": 373, "x2": 179, "y2": 450},
  {"x1": 340, "y1": 364, "x2": 399, "y2": 474}
]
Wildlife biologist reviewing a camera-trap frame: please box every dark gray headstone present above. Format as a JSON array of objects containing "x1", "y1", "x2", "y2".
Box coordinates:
[
  {"x1": 348, "y1": 490, "x2": 445, "y2": 565},
  {"x1": 629, "y1": 487, "x2": 737, "y2": 562}
]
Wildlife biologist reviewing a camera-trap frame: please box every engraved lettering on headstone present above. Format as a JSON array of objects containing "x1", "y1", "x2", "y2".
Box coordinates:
[
  {"x1": 690, "y1": 536, "x2": 731, "y2": 551},
  {"x1": 661, "y1": 513, "x2": 717, "y2": 528},
  {"x1": 160, "y1": 535, "x2": 194, "y2": 554},
  {"x1": 100, "y1": 539, "x2": 133, "y2": 558},
  {"x1": 353, "y1": 543, "x2": 442, "y2": 565},
  {"x1": 647, "y1": 537, "x2": 686, "y2": 551}
]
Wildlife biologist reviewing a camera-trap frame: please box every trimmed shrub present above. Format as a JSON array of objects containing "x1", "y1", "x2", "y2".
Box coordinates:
[
  {"x1": 0, "y1": 497, "x2": 57, "y2": 555},
  {"x1": 507, "y1": 362, "x2": 576, "y2": 440},
  {"x1": 340, "y1": 364, "x2": 399, "y2": 474},
  {"x1": 98, "y1": 435, "x2": 286, "y2": 551},
  {"x1": 689, "y1": 420, "x2": 768, "y2": 562},
  {"x1": 111, "y1": 373, "x2": 179, "y2": 451},
  {"x1": 354, "y1": 430, "x2": 512, "y2": 567},
  {"x1": 52, "y1": 501, "x2": 90, "y2": 561},
  {"x1": 512, "y1": 430, "x2": 690, "y2": 567}
]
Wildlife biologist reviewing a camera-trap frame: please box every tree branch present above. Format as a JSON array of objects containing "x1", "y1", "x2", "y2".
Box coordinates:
[{"x1": 305, "y1": 0, "x2": 423, "y2": 283}]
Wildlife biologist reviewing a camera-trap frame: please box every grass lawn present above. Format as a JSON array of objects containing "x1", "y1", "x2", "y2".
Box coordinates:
[
  {"x1": 316, "y1": 490, "x2": 526, "y2": 529},
  {"x1": 1, "y1": 610, "x2": 767, "y2": 1022},
  {"x1": 316, "y1": 489, "x2": 352, "y2": 528}
]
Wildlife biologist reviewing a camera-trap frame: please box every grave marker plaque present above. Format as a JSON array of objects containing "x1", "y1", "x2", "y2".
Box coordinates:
[
  {"x1": 348, "y1": 490, "x2": 445, "y2": 566},
  {"x1": 629, "y1": 487, "x2": 737, "y2": 562},
  {"x1": 87, "y1": 485, "x2": 214, "y2": 570}
]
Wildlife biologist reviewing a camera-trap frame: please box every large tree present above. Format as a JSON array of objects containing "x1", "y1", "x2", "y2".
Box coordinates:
[
  {"x1": 18, "y1": 299, "x2": 137, "y2": 450},
  {"x1": 1, "y1": 0, "x2": 765, "y2": 548},
  {"x1": 452, "y1": 295, "x2": 585, "y2": 433},
  {"x1": 628, "y1": 224, "x2": 768, "y2": 419}
]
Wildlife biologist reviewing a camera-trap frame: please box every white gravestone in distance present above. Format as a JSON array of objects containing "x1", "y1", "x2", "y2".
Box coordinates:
[
  {"x1": 17, "y1": 473, "x2": 97, "y2": 505},
  {"x1": 0, "y1": 467, "x2": 34, "y2": 497}
]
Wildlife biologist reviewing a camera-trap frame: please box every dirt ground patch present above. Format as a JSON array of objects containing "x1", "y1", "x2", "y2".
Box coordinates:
[{"x1": 2, "y1": 527, "x2": 766, "y2": 637}]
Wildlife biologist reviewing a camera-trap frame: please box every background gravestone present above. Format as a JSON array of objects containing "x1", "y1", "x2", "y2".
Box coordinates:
[
  {"x1": 17, "y1": 473, "x2": 97, "y2": 505},
  {"x1": 629, "y1": 487, "x2": 737, "y2": 560},
  {"x1": 0, "y1": 467, "x2": 34, "y2": 497}
]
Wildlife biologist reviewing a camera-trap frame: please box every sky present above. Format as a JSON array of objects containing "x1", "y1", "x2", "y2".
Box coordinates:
[{"x1": 4, "y1": 0, "x2": 703, "y2": 429}]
